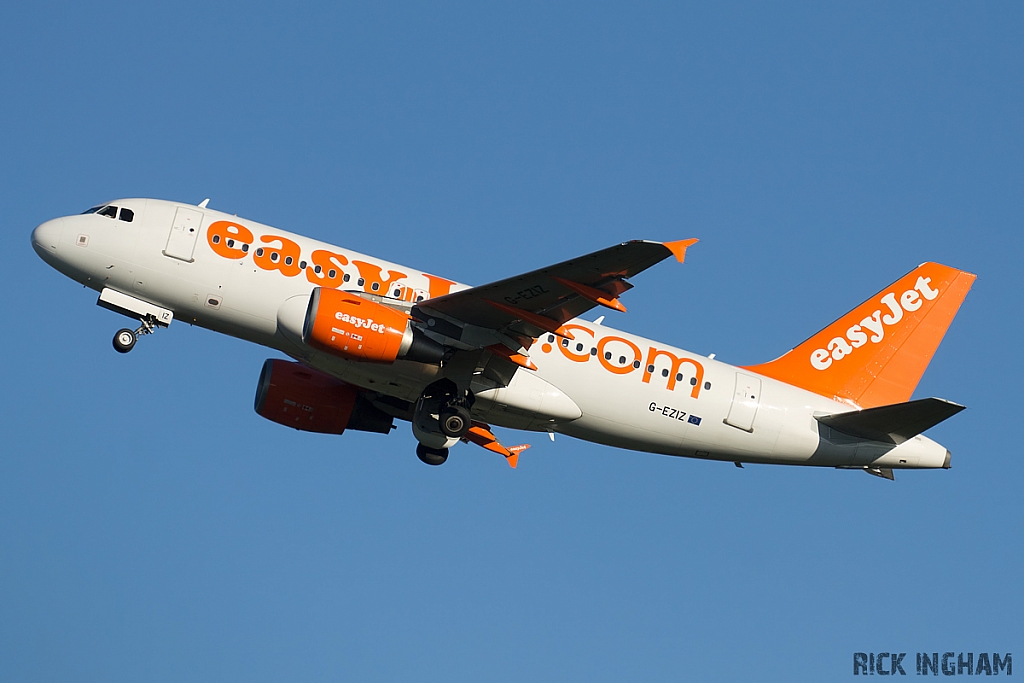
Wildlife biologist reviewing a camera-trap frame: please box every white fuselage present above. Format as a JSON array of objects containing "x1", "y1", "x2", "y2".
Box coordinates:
[{"x1": 31, "y1": 198, "x2": 951, "y2": 470}]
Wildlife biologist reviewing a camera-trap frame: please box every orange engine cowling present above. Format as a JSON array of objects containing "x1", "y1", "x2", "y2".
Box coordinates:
[
  {"x1": 254, "y1": 359, "x2": 394, "y2": 434},
  {"x1": 302, "y1": 288, "x2": 444, "y2": 364}
]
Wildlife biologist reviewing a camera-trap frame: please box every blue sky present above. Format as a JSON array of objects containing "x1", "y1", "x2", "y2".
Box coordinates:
[{"x1": 1, "y1": 2, "x2": 1021, "y2": 680}]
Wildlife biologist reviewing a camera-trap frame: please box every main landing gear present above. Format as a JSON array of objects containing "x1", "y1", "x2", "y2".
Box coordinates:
[
  {"x1": 439, "y1": 403, "x2": 472, "y2": 438},
  {"x1": 412, "y1": 379, "x2": 474, "y2": 465},
  {"x1": 112, "y1": 315, "x2": 159, "y2": 354},
  {"x1": 416, "y1": 443, "x2": 449, "y2": 466}
]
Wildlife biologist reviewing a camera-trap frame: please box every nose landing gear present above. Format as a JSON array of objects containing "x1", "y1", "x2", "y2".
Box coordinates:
[
  {"x1": 112, "y1": 315, "x2": 159, "y2": 354},
  {"x1": 113, "y1": 329, "x2": 136, "y2": 353}
]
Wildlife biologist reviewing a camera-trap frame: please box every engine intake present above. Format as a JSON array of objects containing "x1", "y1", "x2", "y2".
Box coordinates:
[
  {"x1": 303, "y1": 288, "x2": 444, "y2": 364},
  {"x1": 254, "y1": 359, "x2": 394, "y2": 434}
]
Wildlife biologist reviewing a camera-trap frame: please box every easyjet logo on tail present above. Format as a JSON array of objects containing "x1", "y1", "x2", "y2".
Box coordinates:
[
  {"x1": 745, "y1": 262, "x2": 976, "y2": 409},
  {"x1": 810, "y1": 276, "x2": 940, "y2": 371}
]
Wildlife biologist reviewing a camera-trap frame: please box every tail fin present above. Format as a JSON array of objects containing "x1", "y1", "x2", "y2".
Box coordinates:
[{"x1": 744, "y1": 262, "x2": 976, "y2": 408}]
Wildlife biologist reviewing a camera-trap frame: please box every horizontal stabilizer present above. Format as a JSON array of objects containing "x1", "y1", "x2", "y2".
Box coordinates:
[{"x1": 817, "y1": 397, "x2": 965, "y2": 444}]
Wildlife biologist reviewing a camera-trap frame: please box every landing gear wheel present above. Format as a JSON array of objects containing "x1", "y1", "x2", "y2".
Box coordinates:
[
  {"x1": 439, "y1": 405, "x2": 472, "y2": 438},
  {"x1": 113, "y1": 328, "x2": 137, "y2": 354},
  {"x1": 416, "y1": 444, "x2": 449, "y2": 466}
]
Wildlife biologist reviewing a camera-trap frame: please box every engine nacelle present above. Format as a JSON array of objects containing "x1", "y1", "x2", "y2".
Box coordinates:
[
  {"x1": 254, "y1": 359, "x2": 394, "y2": 434},
  {"x1": 303, "y1": 288, "x2": 444, "y2": 364}
]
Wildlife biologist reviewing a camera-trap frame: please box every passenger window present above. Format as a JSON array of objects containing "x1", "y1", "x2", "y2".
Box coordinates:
[
  {"x1": 343, "y1": 274, "x2": 351, "y2": 283},
  {"x1": 118, "y1": 208, "x2": 134, "y2": 222},
  {"x1": 98, "y1": 205, "x2": 118, "y2": 218}
]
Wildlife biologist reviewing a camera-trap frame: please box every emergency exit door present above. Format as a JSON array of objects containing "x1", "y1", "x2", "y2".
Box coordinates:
[
  {"x1": 163, "y1": 207, "x2": 203, "y2": 262},
  {"x1": 724, "y1": 373, "x2": 762, "y2": 432}
]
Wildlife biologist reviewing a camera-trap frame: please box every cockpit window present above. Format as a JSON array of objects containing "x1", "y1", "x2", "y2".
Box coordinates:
[{"x1": 82, "y1": 204, "x2": 133, "y2": 221}]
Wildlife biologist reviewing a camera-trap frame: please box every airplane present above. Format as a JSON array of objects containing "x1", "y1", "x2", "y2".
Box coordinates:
[{"x1": 30, "y1": 198, "x2": 976, "y2": 478}]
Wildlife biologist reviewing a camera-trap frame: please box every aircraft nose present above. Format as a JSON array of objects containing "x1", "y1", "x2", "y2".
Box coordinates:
[{"x1": 31, "y1": 218, "x2": 64, "y2": 258}]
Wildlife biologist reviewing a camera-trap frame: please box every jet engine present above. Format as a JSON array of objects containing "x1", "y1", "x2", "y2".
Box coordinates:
[
  {"x1": 303, "y1": 288, "x2": 444, "y2": 364},
  {"x1": 254, "y1": 359, "x2": 394, "y2": 434}
]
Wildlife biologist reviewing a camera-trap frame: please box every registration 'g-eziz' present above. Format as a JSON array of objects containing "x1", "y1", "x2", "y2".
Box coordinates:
[{"x1": 32, "y1": 199, "x2": 975, "y2": 476}]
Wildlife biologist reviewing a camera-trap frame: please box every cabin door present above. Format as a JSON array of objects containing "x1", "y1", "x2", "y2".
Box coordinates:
[
  {"x1": 725, "y1": 373, "x2": 762, "y2": 432},
  {"x1": 164, "y1": 207, "x2": 203, "y2": 262}
]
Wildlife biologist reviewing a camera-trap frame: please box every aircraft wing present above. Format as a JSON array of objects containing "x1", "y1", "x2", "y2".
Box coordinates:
[{"x1": 412, "y1": 238, "x2": 697, "y2": 383}]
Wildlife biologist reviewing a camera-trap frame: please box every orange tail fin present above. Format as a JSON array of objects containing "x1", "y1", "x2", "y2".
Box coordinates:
[{"x1": 743, "y1": 262, "x2": 976, "y2": 408}]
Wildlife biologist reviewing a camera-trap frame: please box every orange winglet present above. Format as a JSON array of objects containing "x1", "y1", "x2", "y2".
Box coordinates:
[
  {"x1": 486, "y1": 344, "x2": 537, "y2": 370},
  {"x1": 485, "y1": 300, "x2": 571, "y2": 338},
  {"x1": 551, "y1": 277, "x2": 627, "y2": 313},
  {"x1": 505, "y1": 444, "x2": 530, "y2": 469},
  {"x1": 663, "y1": 238, "x2": 699, "y2": 263},
  {"x1": 464, "y1": 424, "x2": 529, "y2": 467}
]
